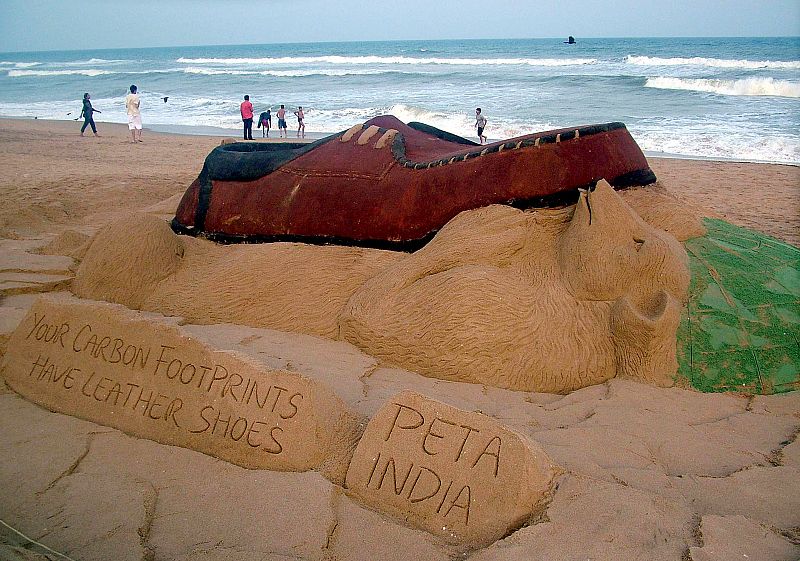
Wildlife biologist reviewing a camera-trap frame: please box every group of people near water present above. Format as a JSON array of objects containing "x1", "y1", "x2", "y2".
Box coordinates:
[
  {"x1": 77, "y1": 88, "x2": 488, "y2": 145},
  {"x1": 240, "y1": 95, "x2": 304, "y2": 140}
]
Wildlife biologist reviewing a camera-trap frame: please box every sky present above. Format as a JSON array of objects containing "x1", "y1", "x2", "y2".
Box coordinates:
[{"x1": 0, "y1": 0, "x2": 798, "y2": 53}]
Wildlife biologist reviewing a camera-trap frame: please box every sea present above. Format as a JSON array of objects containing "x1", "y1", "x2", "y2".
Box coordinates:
[{"x1": 1, "y1": 37, "x2": 798, "y2": 164}]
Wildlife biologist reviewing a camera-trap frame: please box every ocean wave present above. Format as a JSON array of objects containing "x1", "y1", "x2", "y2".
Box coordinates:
[
  {"x1": 177, "y1": 55, "x2": 596, "y2": 66},
  {"x1": 0, "y1": 98, "x2": 795, "y2": 164},
  {"x1": 125, "y1": 68, "x2": 184, "y2": 75},
  {"x1": 60, "y1": 58, "x2": 129, "y2": 66},
  {"x1": 306, "y1": 106, "x2": 799, "y2": 164},
  {"x1": 0, "y1": 61, "x2": 41, "y2": 68},
  {"x1": 645, "y1": 76, "x2": 800, "y2": 98},
  {"x1": 626, "y1": 55, "x2": 800, "y2": 70},
  {"x1": 182, "y1": 67, "x2": 413, "y2": 77},
  {"x1": 374, "y1": 104, "x2": 556, "y2": 141},
  {"x1": 636, "y1": 128, "x2": 799, "y2": 165},
  {"x1": 8, "y1": 69, "x2": 114, "y2": 77}
]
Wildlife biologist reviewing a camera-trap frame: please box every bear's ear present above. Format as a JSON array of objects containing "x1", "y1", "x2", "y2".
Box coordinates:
[
  {"x1": 570, "y1": 179, "x2": 619, "y2": 228},
  {"x1": 579, "y1": 179, "x2": 628, "y2": 226},
  {"x1": 572, "y1": 186, "x2": 593, "y2": 226}
]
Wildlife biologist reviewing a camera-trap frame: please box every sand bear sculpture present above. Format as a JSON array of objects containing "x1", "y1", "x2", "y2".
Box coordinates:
[{"x1": 72, "y1": 181, "x2": 689, "y2": 393}]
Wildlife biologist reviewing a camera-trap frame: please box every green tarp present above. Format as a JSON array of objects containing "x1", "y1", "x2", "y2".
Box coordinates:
[{"x1": 677, "y1": 218, "x2": 800, "y2": 394}]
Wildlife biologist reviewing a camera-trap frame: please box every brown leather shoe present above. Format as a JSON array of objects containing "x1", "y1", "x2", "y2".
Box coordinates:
[{"x1": 173, "y1": 115, "x2": 655, "y2": 249}]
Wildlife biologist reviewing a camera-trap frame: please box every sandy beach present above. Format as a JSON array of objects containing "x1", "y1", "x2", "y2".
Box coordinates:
[{"x1": 0, "y1": 117, "x2": 798, "y2": 560}]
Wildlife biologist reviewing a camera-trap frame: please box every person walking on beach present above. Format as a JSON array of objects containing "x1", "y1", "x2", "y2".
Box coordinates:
[
  {"x1": 276, "y1": 104, "x2": 288, "y2": 138},
  {"x1": 125, "y1": 85, "x2": 142, "y2": 143},
  {"x1": 240, "y1": 95, "x2": 254, "y2": 140},
  {"x1": 258, "y1": 109, "x2": 272, "y2": 137},
  {"x1": 475, "y1": 108, "x2": 487, "y2": 145},
  {"x1": 77, "y1": 92, "x2": 101, "y2": 137},
  {"x1": 294, "y1": 106, "x2": 305, "y2": 138}
]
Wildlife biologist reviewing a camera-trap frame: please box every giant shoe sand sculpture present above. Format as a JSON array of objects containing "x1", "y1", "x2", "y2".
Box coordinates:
[
  {"x1": 73, "y1": 181, "x2": 689, "y2": 393},
  {"x1": 172, "y1": 115, "x2": 656, "y2": 249}
]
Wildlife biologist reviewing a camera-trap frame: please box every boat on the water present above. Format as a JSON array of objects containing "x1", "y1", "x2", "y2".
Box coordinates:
[{"x1": 172, "y1": 115, "x2": 656, "y2": 250}]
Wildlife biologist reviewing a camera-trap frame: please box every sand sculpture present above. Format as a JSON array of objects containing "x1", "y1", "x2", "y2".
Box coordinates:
[
  {"x1": 172, "y1": 115, "x2": 656, "y2": 248},
  {"x1": 0, "y1": 119, "x2": 695, "y2": 549},
  {"x1": 340, "y1": 180, "x2": 689, "y2": 392},
  {"x1": 72, "y1": 180, "x2": 689, "y2": 393}
]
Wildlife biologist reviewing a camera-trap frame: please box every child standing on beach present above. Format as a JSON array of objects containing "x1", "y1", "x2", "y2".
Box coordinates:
[
  {"x1": 475, "y1": 108, "x2": 487, "y2": 145},
  {"x1": 77, "y1": 93, "x2": 101, "y2": 137},
  {"x1": 294, "y1": 106, "x2": 305, "y2": 138}
]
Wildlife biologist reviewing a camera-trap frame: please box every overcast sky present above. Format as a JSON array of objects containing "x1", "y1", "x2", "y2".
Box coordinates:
[{"x1": 1, "y1": 0, "x2": 798, "y2": 52}]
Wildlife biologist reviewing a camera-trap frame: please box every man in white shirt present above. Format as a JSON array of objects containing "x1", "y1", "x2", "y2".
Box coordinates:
[{"x1": 125, "y1": 84, "x2": 142, "y2": 143}]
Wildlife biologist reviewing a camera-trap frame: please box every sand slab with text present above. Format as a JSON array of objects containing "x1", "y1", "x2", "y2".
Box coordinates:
[
  {"x1": 345, "y1": 390, "x2": 558, "y2": 547},
  {"x1": 0, "y1": 294, "x2": 364, "y2": 482}
]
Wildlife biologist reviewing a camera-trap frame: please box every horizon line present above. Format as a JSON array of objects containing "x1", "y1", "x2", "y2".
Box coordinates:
[{"x1": 2, "y1": 35, "x2": 798, "y2": 56}]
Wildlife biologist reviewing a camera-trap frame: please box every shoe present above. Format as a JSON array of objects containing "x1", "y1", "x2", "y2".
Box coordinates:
[{"x1": 173, "y1": 115, "x2": 656, "y2": 249}]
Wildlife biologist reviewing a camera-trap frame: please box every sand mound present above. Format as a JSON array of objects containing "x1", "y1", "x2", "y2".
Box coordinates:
[
  {"x1": 142, "y1": 193, "x2": 185, "y2": 217},
  {"x1": 36, "y1": 230, "x2": 92, "y2": 260},
  {"x1": 72, "y1": 214, "x2": 185, "y2": 309},
  {"x1": 76, "y1": 213, "x2": 404, "y2": 337},
  {"x1": 619, "y1": 181, "x2": 707, "y2": 241}
]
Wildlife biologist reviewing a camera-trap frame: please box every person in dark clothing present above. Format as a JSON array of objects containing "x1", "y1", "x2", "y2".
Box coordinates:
[
  {"x1": 78, "y1": 92, "x2": 101, "y2": 136},
  {"x1": 257, "y1": 109, "x2": 272, "y2": 137}
]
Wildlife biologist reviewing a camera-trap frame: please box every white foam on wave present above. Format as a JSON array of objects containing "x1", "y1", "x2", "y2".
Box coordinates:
[
  {"x1": 177, "y1": 55, "x2": 596, "y2": 66},
  {"x1": 8, "y1": 69, "x2": 114, "y2": 77},
  {"x1": 626, "y1": 55, "x2": 800, "y2": 70},
  {"x1": 0, "y1": 61, "x2": 41, "y2": 68},
  {"x1": 1, "y1": 94, "x2": 794, "y2": 164},
  {"x1": 645, "y1": 76, "x2": 800, "y2": 98},
  {"x1": 0, "y1": 96, "x2": 584, "y2": 149},
  {"x1": 636, "y1": 127, "x2": 799, "y2": 165},
  {"x1": 182, "y1": 67, "x2": 406, "y2": 77},
  {"x1": 375, "y1": 104, "x2": 557, "y2": 141},
  {"x1": 305, "y1": 105, "x2": 799, "y2": 164},
  {"x1": 60, "y1": 58, "x2": 129, "y2": 66}
]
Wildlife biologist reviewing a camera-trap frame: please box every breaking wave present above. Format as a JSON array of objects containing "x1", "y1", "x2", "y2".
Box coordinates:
[
  {"x1": 0, "y1": 61, "x2": 41, "y2": 68},
  {"x1": 182, "y1": 67, "x2": 409, "y2": 77},
  {"x1": 59, "y1": 58, "x2": 129, "y2": 66},
  {"x1": 645, "y1": 76, "x2": 800, "y2": 98},
  {"x1": 626, "y1": 55, "x2": 800, "y2": 70},
  {"x1": 8, "y1": 69, "x2": 114, "y2": 77}
]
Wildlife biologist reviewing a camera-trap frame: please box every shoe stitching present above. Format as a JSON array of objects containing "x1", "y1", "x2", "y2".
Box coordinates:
[
  {"x1": 279, "y1": 168, "x2": 388, "y2": 180},
  {"x1": 387, "y1": 122, "x2": 627, "y2": 168}
]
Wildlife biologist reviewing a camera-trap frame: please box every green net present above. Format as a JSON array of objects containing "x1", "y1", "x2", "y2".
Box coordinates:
[{"x1": 677, "y1": 218, "x2": 800, "y2": 394}]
